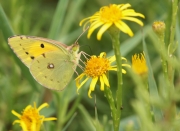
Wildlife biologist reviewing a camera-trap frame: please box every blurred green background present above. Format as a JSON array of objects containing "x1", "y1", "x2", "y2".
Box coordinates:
[{"x1": 0, "y1": 0, "x2": 178, "y2": 131}]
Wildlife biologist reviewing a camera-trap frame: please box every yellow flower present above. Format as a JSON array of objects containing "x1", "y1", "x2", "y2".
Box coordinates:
[
  {"x1": 12, "y1": 102, "x2": 57, "y2": 131},
  {"x1": 80, "y1": 3, "x2": 145, "y2": 40},
  {"x1": 76, "y1": 52, "x2": 130, "y2": 98},
  {"x1": 132, "y1": 53, "x2": 148, "y2": 75}
]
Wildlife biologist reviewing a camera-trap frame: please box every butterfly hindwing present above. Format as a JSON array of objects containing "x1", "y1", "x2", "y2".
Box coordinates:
[{"x1": 30, "y1": 50, "x2": 75, "y2": 90}]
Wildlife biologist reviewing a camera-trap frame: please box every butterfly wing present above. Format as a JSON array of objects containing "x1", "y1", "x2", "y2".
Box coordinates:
[
  {"x1": 30, "y1": 50, "x2": 76, "y2": 90},
  {"x1": 8, "y1": 35, "x2": 68, "y2": 67}
]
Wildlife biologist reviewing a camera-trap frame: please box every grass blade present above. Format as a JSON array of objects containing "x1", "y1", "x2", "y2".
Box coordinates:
[{"x1": 48, "y1": 0, "x2": 69, "y2": 39}]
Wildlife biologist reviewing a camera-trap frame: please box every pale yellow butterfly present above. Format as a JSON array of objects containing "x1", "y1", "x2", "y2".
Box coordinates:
[{"x1": 8, "y1": 35, "x2": 83, "y2": 90}]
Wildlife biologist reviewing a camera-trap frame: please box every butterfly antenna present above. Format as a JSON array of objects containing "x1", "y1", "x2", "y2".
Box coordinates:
[{"x1": 74, "y1": 26, "x2": 89, "y2": 44}]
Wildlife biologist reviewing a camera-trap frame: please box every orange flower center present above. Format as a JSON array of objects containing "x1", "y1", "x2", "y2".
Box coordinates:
[
  {"x1": 99, "y1": 4, "x2": 122, "y2": 23},
  {"x1": 84, "y1": 56, "x2": 110, "y2": 77}
]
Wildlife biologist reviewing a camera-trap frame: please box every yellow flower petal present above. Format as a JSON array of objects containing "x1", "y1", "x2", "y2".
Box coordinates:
[
  {"x1": 115, "y1": 21, "x2": 133, "y2": 36},
  {"x1": 38, "y1": 103, "x2": 48, "y2": 111},
  {"x1": 77, "y1": 77, "x2": 89, "y2": 92},
  {"x1": 109, "y1": 67, "x2": 117, "y2": 71},
  {"x1": 44, "y1": 117, "x2": 57, "y2": 121},
  {"x1": 122, "y1": 64, "x2": 131, "y2": 67},
  {"x1": 11, "y1": 110, "x2": 21, "y2": 118},
  {"x1": 99, "y1": 52, "x2": 106, "y2": 58},
  {"x1": 108, "y1": 56, "x2": 116, "y2": 63},
  {"x1": 122, "y1": 17, "x2": 144, "y2": 26},
  {"x1": 31, "y1": 121, "x2": 36, "y2": 131},
  {"x1": 88, "y1": 21, "x2": 104, "y2": 38},
  {"x1": 100, "y1": 76, "x2": 105, "y2": 91},
  {"x1": 21, "y1": 121, "x2": 28, "y2": 131},
  {"x1": 123, "y1": 11, "x2": 145, "y2": 18},
  {"x1": 12, "y1": 120, "x2": 21, "y2": 125},
  {"x1": 117, "y1": 4, "x2": 126, "y2": 8},
  {"x1": 89, "y1": 77, "x2": 98, "y2": 98},
  {"x1": 24, "y1": 105, "x2": 31, "y2": 111},
  {"x1": 79, "y1": 17, "x2": 91, "y2": 26},
  {"x1": 102, "y1": 74, "x2": 110, "y2": 87},
  {"x1": 122, "y1": 69, "x2": 127, "y2": 74},
  {"x1": 75, "y1": 73, "x2": 86, "y2": 87},
  {"x1": 90, "y1": 77, "x2": 98, "y2": 91},
  {"x1": 119, "y1": 3, "x2": 131, "y2": 10},
  {"x1": 97, "y1": 23, "x2": 112, "y2": 40},
  {"x1": 122, "y1": 57, "x2": 127, "y2": 61}
]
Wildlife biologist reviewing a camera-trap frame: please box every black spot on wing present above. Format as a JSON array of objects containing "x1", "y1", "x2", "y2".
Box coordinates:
[
  {"x1": 40, "y1": 43, "x2": 44, "y2": 48},
  {"x1": 25, "y1": 52, "x2": 29, "y2": 55},
  {"x1": 30, "y1": 56, "x2": 35, "y2": 60},
  {"x1": 42, "y1": 53, "x2": 46, "y2": 58}
]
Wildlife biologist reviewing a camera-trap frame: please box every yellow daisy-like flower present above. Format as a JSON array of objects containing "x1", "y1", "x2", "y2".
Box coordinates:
[
  {"x1": 76, "y1": 52, "x2": 130, "y2": 98},
  {"x1": 12, "y1": 102, "x2": 57, "y2": 131},
  {"x1": 132, "y1": 53, "x2": 148, "y2": 75},
  {"x1": 80, "y1": 3, "x2": 145, "y2": 40}
]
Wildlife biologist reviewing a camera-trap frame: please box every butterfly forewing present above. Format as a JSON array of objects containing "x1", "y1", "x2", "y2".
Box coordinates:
[{"x1": 8, "y1": 35, "x2": 68, "y2": 67}]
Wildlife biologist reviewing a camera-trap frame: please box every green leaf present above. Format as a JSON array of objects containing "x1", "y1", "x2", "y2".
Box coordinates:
[{"x1": 48, "y1": 0, "x2": 69, "y2": 39}]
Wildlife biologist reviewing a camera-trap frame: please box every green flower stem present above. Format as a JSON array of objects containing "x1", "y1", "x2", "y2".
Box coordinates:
[
  {"x1": 144, "y1": 79, "x2": 152, "y2": 121},
  {"x1": 156, "y1": 30, "x2": 169, "y2": 92},
  {"x1": 168, "y1": 0, "x2": 178, "y2": 89},
  {"x1": 168, "y1": 0, "x2": 178, "y2": 55},
  {"x1": 108, "y1": 26, "x2": 123, "y2": 131},
  {"x1": 168, "y1": 0, "x2": 178, "y2": 86},
  {"x1": 166, "y1": 0, "x2": 178, "y2": 121},
  {"x1": 104, "y1": 86, "x2": 117, "y2": 131},
  {"x1": 156, "y1": 30, "x2": 176, "y2": 121},
  {"x1": 64, "y1": 91, "x2": 83, "y2": 122}
]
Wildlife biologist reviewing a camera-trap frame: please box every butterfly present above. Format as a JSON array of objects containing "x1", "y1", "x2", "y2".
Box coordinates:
[{"x1": 8, "y1": 35, "x2": 82, "y2": 90}]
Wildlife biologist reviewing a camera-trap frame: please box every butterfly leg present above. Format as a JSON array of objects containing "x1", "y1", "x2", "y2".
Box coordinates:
[
  {"x1": 74, "y1": 68, "x2": 79, "y2": 76},
  {"x1": 77, "y1": 51, "x2": 91, "y2": 66},
  {"x1": 79, "y1": 51, "x2": 91, "y2": 60}
]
